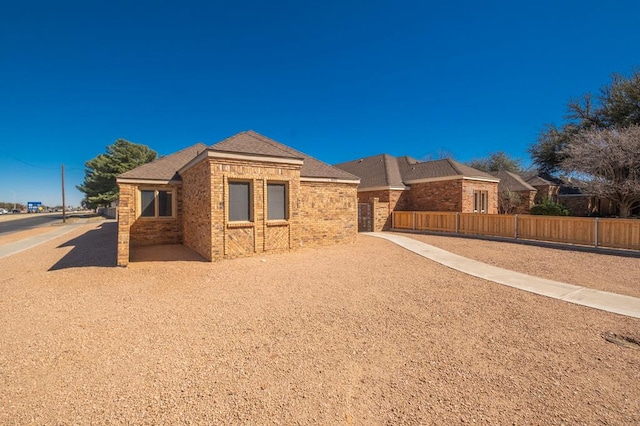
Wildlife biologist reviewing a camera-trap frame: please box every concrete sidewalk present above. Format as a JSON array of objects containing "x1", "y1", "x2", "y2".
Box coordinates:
[
  {"x1": 0, "y1": 225, "x2": 83, "y2": 260},
  {"x1": 367, "y1": 232, "x2": 640, "y2": 319}
]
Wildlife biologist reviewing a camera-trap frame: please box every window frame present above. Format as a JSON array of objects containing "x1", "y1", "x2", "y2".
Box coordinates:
[
  {"x1": 473, "y1": 190, "x2": 488, "y2": 214},
  {"x1": 267, "y1": 181, "x2": 289, "y2": 221},
  {"x1": 138, "y1": 188, "x2": 175, "y2": 219},
  {"x1": 228, "y1": 180, "x2": 253, "y2": 223}
]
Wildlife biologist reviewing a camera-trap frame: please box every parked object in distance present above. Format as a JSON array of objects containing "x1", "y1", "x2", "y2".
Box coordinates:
[
  {"x1": 0, "y1": 208, "x2": 7, "y2": 215},
  {"x1": 11, "y1": 209, "x2": 20, "y2": 214}
]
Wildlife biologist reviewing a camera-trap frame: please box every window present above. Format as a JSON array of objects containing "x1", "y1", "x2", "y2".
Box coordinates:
[
  {"x1": 267, "y1": 182, "x2": 288, "y2": 220},
  {"x1": 474, "y1": 190, "x2": 488, "y2": 213},
  {"x1": 228, "y1": 181, "x2": 252, "y2": 222},
  {"x1": 140, "y1": 189, "x2": 173, "y2": 218}
]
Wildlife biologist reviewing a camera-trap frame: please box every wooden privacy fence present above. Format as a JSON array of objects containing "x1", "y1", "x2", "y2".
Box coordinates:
[{"x1": 392, "y1": 211, "x2": 640, "y2": 251}]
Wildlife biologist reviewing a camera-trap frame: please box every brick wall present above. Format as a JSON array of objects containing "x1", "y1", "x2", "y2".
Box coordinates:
[
  {"x1": 297, "y1": 182, "x2": 358, "y2": 247},
  {"x1": 368, "y1": 197, "x2": 391, "y2": 232},
  {"x1": 181, "y1": 159, "x2": 213, "y2": 260},
  {"x1": 116, "y1": 183, "x2": 182, "y2": 266},
  {"x1": 500, "y1": 189, "x2": 536, "y2": 214},
  {"x1": 211, "y1": 158, "x2": 302, "y2": 260},
  {"x1": 116, "y1": 183, "x2": 134, "y2": 266},
  {"x1": 406, "y1": 180, "x2": 463, "y2": 211},
  {"x1": 461, "y1": 180, "x2": 499, "y2": 214},
  {"x1": 532, "y1": 184, "x2": 560, "y2": 204},
  {"x1": 118, "y1": 156, "x2": 358, "y2": 265}
]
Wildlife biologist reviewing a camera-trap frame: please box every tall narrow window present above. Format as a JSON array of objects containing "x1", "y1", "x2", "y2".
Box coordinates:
[
  {"x1": 158, "y1": 190, "x2": 172, "y2": 217},
  {"x1": 229, "y1": 181, "x2": 251, "y2": 222},
  {"x1": 141, "y1": 190, "x2": 156, "y2": 217},
  {"x1": 267, "y1": 182, "x2": 287, "y2": 220},
  {"x1": 474, "y1": 190, "x2": 488, "y2": 213}
]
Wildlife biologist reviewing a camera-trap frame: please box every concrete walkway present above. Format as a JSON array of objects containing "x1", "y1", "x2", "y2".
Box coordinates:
[
  {"x1": 0, "y1": 224, "x2": 82, "y2": 260},
  {"x1": 367, "y1": 232, "x2": 640, "y2": 319}
]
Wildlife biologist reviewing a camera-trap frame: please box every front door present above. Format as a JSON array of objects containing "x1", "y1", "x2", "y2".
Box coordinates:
[{"x1": 358, "y1": 203, "x2": 372, "y2": 232}]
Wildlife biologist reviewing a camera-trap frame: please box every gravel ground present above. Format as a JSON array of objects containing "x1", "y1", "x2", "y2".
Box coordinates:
[
  {"x1": 399, "y1": 232, "x2": 640, "y2": 299},
  {"x1": 1, "y1": 222, "x2": 639, "y2": 424}
]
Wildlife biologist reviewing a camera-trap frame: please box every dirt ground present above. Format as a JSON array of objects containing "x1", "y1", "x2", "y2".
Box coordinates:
[{"x1": 1, "y1": 222, "x2": 639, "y2": 424}]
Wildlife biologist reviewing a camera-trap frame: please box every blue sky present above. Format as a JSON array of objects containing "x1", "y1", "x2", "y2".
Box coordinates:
[{"x1": 1, "y1": 0, "x2": 639, "y2": 207}]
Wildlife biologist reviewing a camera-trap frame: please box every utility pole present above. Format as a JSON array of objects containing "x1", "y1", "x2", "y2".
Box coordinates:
[{"x1": 62, "y1": 164, "x2": 66, "y2": 224}]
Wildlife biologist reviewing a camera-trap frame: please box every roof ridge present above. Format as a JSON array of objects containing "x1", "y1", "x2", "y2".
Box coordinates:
[
  {"x1": 445, "y1": 158, "x2": 462, "y2": 175},
  {"x1": 245, "y1": 130, "x2": 304, "y2": 158},
  {"x1": 382, "y1": 154, "x2": 392, "y2": 186}
]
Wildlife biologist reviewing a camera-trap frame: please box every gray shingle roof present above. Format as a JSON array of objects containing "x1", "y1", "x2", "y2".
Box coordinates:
[
  {"x1": 335, "y1": 155, "x2": 498, "y2": 190},
  {"x1": 210, "y1": 131, "x2": 358, "y2": 180},
  {"x1": 118, "y1": 142, "x2": 208, "y2": 181},
  {"x1": 118, "y1": 131, "x2": 358, "y2": 182},
  {"x1": 525, "y1": 174, "x2": 554, "y2": 186},
  {"x1": 333, "y1": 154, "x2": 406, "y2": 189},
  {"x1": 491, "y1": 170, "x2": 537, "y2": 192}
]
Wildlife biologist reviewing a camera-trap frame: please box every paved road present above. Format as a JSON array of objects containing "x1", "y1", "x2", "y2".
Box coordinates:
[{"x1": 0, "y1": 213, "x2": 64, "y2": 235}]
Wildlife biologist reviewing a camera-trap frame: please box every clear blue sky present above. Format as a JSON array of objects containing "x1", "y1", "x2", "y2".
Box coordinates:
[{"x1": 1, "y1": 0, "x2": 639, "y2": 207}]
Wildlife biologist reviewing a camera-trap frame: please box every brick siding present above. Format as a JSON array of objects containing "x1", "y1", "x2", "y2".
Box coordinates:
[
  {"x1": 406, "y1": 180, "x2": 463, "y2": 211},
  {"x1": 117, "y1": 156, "x2": 359, "y2": 266},
  {"x1": 297, "y1": 181, "x2": 358, "y2": 247}
]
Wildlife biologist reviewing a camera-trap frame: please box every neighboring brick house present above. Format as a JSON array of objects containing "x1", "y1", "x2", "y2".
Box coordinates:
[
  {"x1": 116, "y1": 131, "x2": 359, "y2": 266},
  {"x1": 334, "y1": 155, "x2": 499, "y2": 231},
  {"x1": 491, "y1": 170, "x2": 537, "y2": 214},
  {"x1": 525, "y1": 174, "x2": 559, "y2": 204},
  {"x1": 525, "y1": 173, "x2": 617, "y2": 216}
]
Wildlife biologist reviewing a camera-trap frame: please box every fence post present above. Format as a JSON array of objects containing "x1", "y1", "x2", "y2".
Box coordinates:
[
  {"x1": 391, "y1": 211, "x2": 395, "y2": 230},
  {"x1": 594, "y1": 217, "x2": 599, "y2": 248},
  {"x1": 514, "y1": 214, "x2": 518, "y2": 239},
  {"x1": 413, "y1": 211, "x2": 416, "y2": 230},
  {"x1": 455, "y1": 212, "x2": 459, "y2": 233}
]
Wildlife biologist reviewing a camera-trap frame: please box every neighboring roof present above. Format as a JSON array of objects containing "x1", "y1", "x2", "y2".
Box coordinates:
[
  {"x1": 524, "y1": 173, "x2": 585, "y2": 195},
  {"x1": 118, "y1": 131, "x2": 358, "y2": 182},
  {"x1": 335, "y1": 154, "x2": 498, "y2": 190},
  {"x1": 398, "y1": 157, "x2": 497, "y2": 182},
  {"x1": 491, "y1": 170, "x2": 537, "y2": 192},
  {"x1": 333, "y1": 154, "x2": 406, "y2": 189},
  {"x1": 118, "y1": 142, "x2": 208, "y2": 182},
  {"x1": 209, "y1": 131, "x2": 358, "y2": 181},
  {"x1": 525, "y1": 174, "x2": 554, "y2": 187}
]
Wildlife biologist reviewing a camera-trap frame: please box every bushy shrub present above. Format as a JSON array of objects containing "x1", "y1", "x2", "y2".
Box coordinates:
[{"x1": 530, "y1": 199, "x2": 571, "y2": 216}]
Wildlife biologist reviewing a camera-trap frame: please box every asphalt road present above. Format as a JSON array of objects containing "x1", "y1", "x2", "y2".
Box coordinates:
[{"x1": 0, "y1": 213, "x2": 64, "y2": 235}]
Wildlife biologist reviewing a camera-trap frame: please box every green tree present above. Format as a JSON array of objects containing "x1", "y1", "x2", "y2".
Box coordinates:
[
  {"x1": 77, "y1": 139, "x2": 157, "y2": 208},
  {"x1": 467, "y1": 151, "x2": 523, "y2": 173},
  {"x1": 530, "y1": 69, "x2": 640, "y2": 173}
]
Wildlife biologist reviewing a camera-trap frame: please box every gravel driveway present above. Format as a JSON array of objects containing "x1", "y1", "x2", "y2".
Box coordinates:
[{"x1": 1, "y1": 223, "x2": 639, "y2": 424}]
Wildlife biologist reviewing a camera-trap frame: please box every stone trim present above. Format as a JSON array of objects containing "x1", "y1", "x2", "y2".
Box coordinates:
[
  {"x1": 179, "y1": 149, "x2": 304, "y2": 176},
  {"x1": 405, "y1": 175, "x2": 500, "y2": 184},
  {"x1": 357, "y1": 185, "x2": 406, "y2": 192},
  {"x1": 300, "y1": 177, "x2": 360, "y2": 184}
]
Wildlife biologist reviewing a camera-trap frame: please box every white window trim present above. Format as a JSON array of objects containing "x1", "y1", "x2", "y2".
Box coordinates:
[{"x1": 473, "y1": 190, "x2": 488, "y2": 214}]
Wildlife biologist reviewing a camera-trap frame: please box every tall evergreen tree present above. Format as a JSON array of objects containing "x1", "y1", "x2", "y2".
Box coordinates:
[{"x1": 77, "y1": 139, "x2": 157, "y2": 208}]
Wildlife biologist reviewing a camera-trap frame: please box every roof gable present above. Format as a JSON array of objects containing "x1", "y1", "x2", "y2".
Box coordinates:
[
  {"x1": 333, "y1": 154, "x2": 406, "y2": 189},
  {"x1": 118, "y1": 142, "x2": 208, "y2": 182},
  {"x1": 335, "y1": 154, "x2": 498, "y2": 189},
  {"x1": 118, "y1": 131, "x2": 358, "y2": 183},
  {"x1": 209, "y1": 130, "x2": 358, "y2": 181},
  {"x1": 491, "y1": 170, "x2": 537, "y2": 192}
]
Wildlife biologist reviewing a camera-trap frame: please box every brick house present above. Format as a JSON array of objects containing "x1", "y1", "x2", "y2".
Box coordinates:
[
  {"x1": 525, "y1": 173, "x2": 617, "y2": 216},
  {"x1": 115, "y1": 131, "x2": 359, "y2": 266},
  {"x1": 491, "y1": 170, "x2": 537, "y2": 214},
  {"x1": 334, "y1": 154, "x2": 499, "y2": 231}
]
